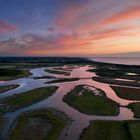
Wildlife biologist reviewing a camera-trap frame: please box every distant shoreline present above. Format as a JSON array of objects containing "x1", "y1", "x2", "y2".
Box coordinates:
[
  {"x1": 88, "y1": 57, "x2": 140, "y2": 66},
  {"x1": 0, "y1": 56, "x2": 140, "y2": 67}
]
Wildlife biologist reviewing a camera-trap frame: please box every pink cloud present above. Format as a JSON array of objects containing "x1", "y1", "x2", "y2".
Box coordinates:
[
  {"x1": 90, "y1": 26, "x2": 140, "y2": 40},
  {"x1": 55, "y1": 0, "x2": 92, "y2": 30},
  {"x1": 0, "y1": 20, "x2": 18, "y2": 34},
  {"x1": 70, "y1": 5, "x2": 140, "y2": 33},
  {"x1": 101, "y1": 6, "x2": 140, "y2": 26}
]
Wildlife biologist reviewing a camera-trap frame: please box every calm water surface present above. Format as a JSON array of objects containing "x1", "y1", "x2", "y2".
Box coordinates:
[
  {"x1": 89, "y1": 57, "x2": 140, "y2": 65},
  {"x1": 0, "y1": 65, "x2": 139, "y2": 140}
]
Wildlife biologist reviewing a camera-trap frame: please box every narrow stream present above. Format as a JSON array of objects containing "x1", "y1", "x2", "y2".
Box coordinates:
[{"x1": 0, "y1": 65, "x2": 139, "y2": 140}]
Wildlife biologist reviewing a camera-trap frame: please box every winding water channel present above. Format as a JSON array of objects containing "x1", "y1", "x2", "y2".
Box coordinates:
[{"x1": 0, "y1": 65, "x2": 139, "y2": 140}]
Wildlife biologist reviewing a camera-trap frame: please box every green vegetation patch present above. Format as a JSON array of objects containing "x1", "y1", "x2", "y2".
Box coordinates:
[
  {"x1": 52, "y1": 67, "x2": 72, "y2": 72},
  {"x1": 0, "y1": 86, "x2": 58, "y2": 113},
  {"x1": 34, "y1": 76, "x2": 55, "y2": 79},
  {"x1": 80, "y1": 120, "x2": 140, "y2": 140},
  {"x1": 0, "y1": 68, "x2": 31, "y2": 81},
  {"x1": 63, "y1": 85, "x2": 119, "y2": 116},
  {"x1": 47, "y1": 78, "x2": 79, "y2": 84},
  {"x1": 128, "y1": 122, "x2": 140, "y2": 140},
  {"x1": 92, "y1": 77, "x2": 140, "y2": 87},
  {"x1": 9, "y1": 109, "x2": 69, "y2": 140},
  {"x1": 88, "y1": 64, "x2": 140, "y2": 79},
  {"x1": 111, "y1": 85, "x2": 140, "y2": 100},
  {"x1": 128, "y1": 102, "x2": 140, "y2": 118},
  {"x1": 0, "y1": 114, "x2": 4, "y2": 134},
  {"x1": 0, "y1": 85, "x2": 19, "y2": 94},
  {"x1": 88, "y1": 66, "x2": 124, "y2": 78},
  {"x1": 45, "y1": 69, "x2": 70, "y2": 75}
]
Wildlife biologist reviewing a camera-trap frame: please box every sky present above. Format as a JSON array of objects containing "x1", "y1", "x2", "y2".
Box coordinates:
[{"x1": 0, "y1": 0, "x2": 140, "y2": 57}]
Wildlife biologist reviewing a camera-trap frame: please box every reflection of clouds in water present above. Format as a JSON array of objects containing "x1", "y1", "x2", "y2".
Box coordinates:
[
  {"x1": 126, "y1": 72, "x2": 138, "y2": 76},
  {"x1": 29, "y1": 67, "x2": 49, "y2": 77},
  {"x1": 0, "y1": 65, "x2": 139, "y2": 140},
  {"x1": 0, "y1": 81, "x2": 5, "y2": 84},
  {"x1": 19, "y1": 83, "x2": 26, "y2": 88},
  {"x1": 115, "y1": 78, "x2": 135, "y2": 82}
]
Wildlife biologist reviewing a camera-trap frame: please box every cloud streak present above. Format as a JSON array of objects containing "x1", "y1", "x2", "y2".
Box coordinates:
[
  {"x1": 101, "y1": 6, "x2": 140, "y2": 26},
  {"x1": 0, "y1": 20, "x2": 18, "y2": 34},
  {"x1": 0, "y1": 0, "x2": 140, "y2": 56}
]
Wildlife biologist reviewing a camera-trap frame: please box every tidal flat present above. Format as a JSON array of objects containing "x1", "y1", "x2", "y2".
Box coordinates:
[
  {"x1": 8, "y1": 109, "x2": 71, "y2": 140},
  {"x1": 0, "y1": 57, "x2": 140, "y2": 140}
]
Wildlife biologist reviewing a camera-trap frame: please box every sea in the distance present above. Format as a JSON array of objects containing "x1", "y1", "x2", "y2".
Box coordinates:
[{"x1": 89, "y1": 57, "x2": 140, "y2": 65}]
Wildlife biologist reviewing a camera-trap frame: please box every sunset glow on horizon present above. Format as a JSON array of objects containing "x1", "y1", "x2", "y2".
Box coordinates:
[{"x1": 0, "y1": 0, "x2": 140, "y2": 57}]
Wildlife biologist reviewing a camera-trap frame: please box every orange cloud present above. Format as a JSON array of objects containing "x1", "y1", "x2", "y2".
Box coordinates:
[
  {"x1": 73, "y1": 6, "x2": 140, "y2": 33},
  {"x1": 0, "y1": 24, "x2": 140, "y2": 56},
  {"x1": 90, "y1": 26, "x2": 140, "y2": 40},
  {"x1": 101, "y1": 6, "x2": 140, "y2": 26}
]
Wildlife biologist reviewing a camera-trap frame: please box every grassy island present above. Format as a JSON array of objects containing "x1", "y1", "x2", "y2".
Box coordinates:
[
  {"x1": 80, "y1": 120, "x2": 140, "y2": 140},
  {"x1": 47, "y1": 78, "x2": 80, "y2": 84},
  {"x1": 0, "y1": 86, "x2": 58, "y2": 113},
  {"x1": 0, "y1": 85, "x2": 19, "y2": 94},
  {"x1": 111, "y1": 85, "x2": 140, "y2": 100},
  {"x1": 9, "y1": 109, "x2": 71, "y2": 140},
  {"x1": 128, "y1": 102, "x2": 140, "y2": 118},
  {"x1": 63, "y1": 85, "x2": 119, "y2": 116},
  {"x1": 45, "y1": 69, "x2": 70, "y2": 75},
  {"x1": 0, "y1": 68, "x2": 31, "y2": 81}
]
